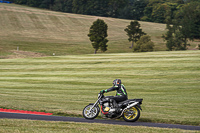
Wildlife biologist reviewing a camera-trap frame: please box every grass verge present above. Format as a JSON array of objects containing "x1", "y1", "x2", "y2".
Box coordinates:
[{"x1": 0, "y1": 119, "x2": 198, "y2": 133}]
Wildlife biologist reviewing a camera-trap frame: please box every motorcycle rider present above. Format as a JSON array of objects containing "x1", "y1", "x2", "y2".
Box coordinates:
[{"x1": 100, "y1": 79, "x2": 128, "y2": 113}]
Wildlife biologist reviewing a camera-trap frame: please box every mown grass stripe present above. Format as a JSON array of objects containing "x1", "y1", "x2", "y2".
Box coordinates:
[{"x1": 0, "y1": 51, "x2": 199, "y2": 125}]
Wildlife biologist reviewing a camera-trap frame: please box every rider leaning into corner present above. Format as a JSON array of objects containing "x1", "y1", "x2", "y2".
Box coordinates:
[{"x1": 100, "y1": 79, "x2": 128, "y2": 113}]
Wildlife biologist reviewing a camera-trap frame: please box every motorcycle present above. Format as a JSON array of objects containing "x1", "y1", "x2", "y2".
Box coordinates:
[{"x1": 82, "y1": 92, "x2": 143, "y2": 122}]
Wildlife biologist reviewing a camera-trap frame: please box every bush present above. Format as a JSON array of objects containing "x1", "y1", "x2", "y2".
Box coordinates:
[{"x1": 133, "y1": 35, "x2": 154, "y2": 52}]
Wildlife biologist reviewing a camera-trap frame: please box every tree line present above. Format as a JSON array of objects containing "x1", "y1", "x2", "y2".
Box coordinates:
[{"x1": 8, "y1": 0, "x2": 198, "y2": 22}]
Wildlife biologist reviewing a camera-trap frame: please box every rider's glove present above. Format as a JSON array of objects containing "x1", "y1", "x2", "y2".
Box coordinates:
[{"x1": 100, "y1": 90, "x2": 105, "y2": 94}]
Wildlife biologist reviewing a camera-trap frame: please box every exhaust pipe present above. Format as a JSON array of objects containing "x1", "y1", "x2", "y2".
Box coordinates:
[
  {"x1": 126, "y1": 102, "x2": 138, "y2": 109},
  {"x1": 117, "y1": 102, "x2": 139, "y2": 118}
]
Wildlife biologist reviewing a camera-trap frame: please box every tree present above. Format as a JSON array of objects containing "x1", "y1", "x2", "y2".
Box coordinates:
[
  {"x1": 141, "y1": 6, "x2": 153, "y2": 22},
  {"x1": 124, "y1": 20, "x2": 146, "y2": 48},
  {"x1": 72, "y1": 0, "x2": 88, "y2": 14},
  {"x1": 141, "y1": 0, "x2": 164, "y2": 22},
  {"x1": 163, "y1": 1, "x2": 200, "y2": 51},
  {"x1": 162, "y1": 22, "x2": 189, "y2": 51},
  {"x1": 119, "y1": 0, "x2": 147, "y2": 20},
  {"x1": 108, "y1": 0, "x2": 128, "y2": 18},
  {"x1": 14, "y1": 0, "x2": 27, "y2": 4},
  {"x1": 53, "y1": 0, "x2": 72, "y2": 12},
  {"x1": 134, "y1": 35, "x2": 154, "y2": 52},
  {"x1": 151, "y1": 3, "x2": 169, "y2": 23},
  {"x1": 83, "y1": 0, "x2": 109, "y2": 17},
  {"x1": 27, "y1": 0, "x2": 42, "y2": 7},
  {"x1": 175, "y1": 1, "x2": 200, "y2": 39},
  {"x1": 39, "y1": 0, "x2": 54, "y2": 9},
  {"x1": 88, "y1": 19, "x2": 109, "y2": 54},
  {"x1": 52, "y1": 0, "x2": 63, "y2": 11},
  {"x1": 131, "y1": 0, "x2": 148, "y2": 20}
]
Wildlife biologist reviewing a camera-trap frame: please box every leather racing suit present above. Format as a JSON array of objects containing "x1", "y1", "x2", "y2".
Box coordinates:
[{"x1": 104, "y1": 84, "x2": 128, "y2": 108}]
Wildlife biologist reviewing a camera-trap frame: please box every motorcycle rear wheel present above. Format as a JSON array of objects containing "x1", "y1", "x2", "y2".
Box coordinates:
[
  {"x1": 83, "y1": 104, "x2": 100, "y2": 119},
  {"x1": 123, "y1": 106, "x2": 140, "y2": 122}
]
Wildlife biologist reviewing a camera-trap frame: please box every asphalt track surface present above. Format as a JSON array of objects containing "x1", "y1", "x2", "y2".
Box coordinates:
[{"x1": 0, "y1": 112, "x2": 200, "y2": 131}]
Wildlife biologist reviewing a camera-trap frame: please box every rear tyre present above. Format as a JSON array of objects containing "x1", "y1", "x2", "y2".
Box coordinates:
[
  {"x1": 123, "y1": 106, "x2": 140, "y2": 122},
  {"x1": 83, "y1": 104, "x2": 100, "y2": 119}
]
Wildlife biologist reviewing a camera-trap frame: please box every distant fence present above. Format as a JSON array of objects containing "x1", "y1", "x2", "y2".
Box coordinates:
[{"x1": 0, "y1": 1, "x2": 12, "y2": 3}]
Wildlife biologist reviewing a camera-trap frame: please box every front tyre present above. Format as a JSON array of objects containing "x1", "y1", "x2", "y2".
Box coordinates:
[
  {"x1": 83, "y1": 104, "x2": 100, "y2": 119},
  {"x1": 123, "y1": 106, "x2": 140, "y2": 122}
]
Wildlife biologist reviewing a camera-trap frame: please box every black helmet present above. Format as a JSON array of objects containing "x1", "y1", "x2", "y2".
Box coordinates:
[{"x1": 113, "y1": 79, "x2": 121, "y2": 86}]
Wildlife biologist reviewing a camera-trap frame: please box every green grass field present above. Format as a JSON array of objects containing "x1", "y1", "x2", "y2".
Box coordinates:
[
  {"x1": 0, "y1": 3, "x2": 199, "y2": 58},
  {"x1": 0, "y1": 119, "x2": 198, "y2": 133},
  {"x1": 0, "y1": 51, "x2": 199, "y2": 126}
]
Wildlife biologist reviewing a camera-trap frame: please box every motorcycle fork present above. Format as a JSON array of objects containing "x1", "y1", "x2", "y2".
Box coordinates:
[{"x1": 89, "y1": 96, "x2": 101, "y2": 112}]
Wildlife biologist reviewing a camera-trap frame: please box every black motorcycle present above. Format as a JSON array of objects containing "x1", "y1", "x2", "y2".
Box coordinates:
[{"x1": 83, "y1": 93, "x2": 143, "y2": 122}]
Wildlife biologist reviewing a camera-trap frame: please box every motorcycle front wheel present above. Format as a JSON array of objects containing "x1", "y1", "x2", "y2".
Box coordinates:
[
  {"x1": 123, "y1": 106, "x2": 140, "y2": 122},
  {"x1": 82, "y1": 104, "x2": 100, "y2": 119}
]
